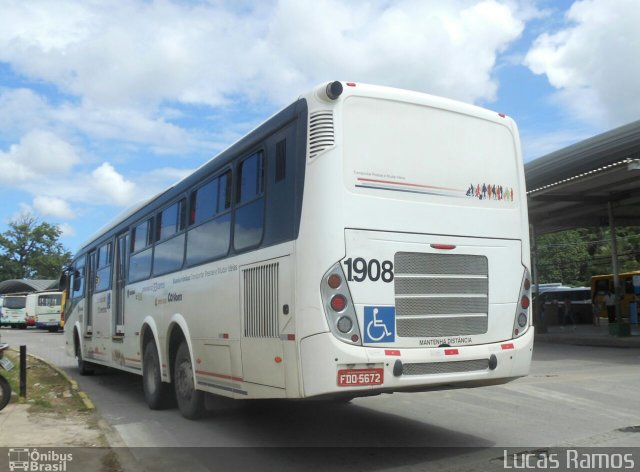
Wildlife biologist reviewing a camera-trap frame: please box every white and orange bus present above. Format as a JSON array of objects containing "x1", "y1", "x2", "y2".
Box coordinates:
[{"x1": 63, "y1": 82, "x2": 533, "y2": 419}]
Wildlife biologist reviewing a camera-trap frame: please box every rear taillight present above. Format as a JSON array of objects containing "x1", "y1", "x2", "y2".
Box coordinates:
[
  {"x1": 513, "y1": 269, "x2": 531, "y2": 338},
  {"x1": 321, "y1": 263, "x2": 362, "y2": 345},
  {"x1": 330, "y1": 295, "x2": 347, "y2": 312}
]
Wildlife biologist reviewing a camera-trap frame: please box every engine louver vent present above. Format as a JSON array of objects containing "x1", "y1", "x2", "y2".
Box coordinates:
[
  {"x1": 243, "y1": 262, "x2": 279, "y2": 338},
  {"x1": 309, "y1": 111, "x2": 335, "y2": 158}
]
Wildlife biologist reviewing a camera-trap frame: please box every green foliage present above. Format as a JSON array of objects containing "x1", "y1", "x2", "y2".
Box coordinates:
[
  {"x1": 0, "y1": 214, "x2": 72, "y2": 281},
  {"x1": 535, "y1": 226, "x2": 640, "y2": 286}
]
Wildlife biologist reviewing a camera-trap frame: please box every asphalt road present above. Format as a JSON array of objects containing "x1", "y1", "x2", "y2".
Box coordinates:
[{"x1": 2, "y1": 327, "x2": 639, "y2": 470}]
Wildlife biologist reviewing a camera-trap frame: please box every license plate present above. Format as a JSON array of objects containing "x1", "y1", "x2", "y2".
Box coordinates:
[{"x1": 337, "y1": 368, "x2": 384, "y2": 387}]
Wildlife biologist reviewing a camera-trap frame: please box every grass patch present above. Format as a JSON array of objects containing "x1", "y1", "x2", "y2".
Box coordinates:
[{"x1": 1, "y1": 350, "x2": 88, "y2": 415}]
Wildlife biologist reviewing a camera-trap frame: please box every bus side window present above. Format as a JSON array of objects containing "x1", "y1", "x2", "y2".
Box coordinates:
[
  {"x1": 234, "y1": 152, "x2": 264, "y2": 251},
  {"x1": 95, "y1": 242, "x2": 113, "y2": 292},
  {"x1": 153, "y1": 199, "x2": 187, "y2": 276},
  {"x1": 129, "y1": 219, "x2": 153, "y2": 283},
  {"x1": 71, "y1": 257, "x2": 86, "y2": 300},
  {"x1": 186, "y1": 171, "x2": 231, "y2": 266}
]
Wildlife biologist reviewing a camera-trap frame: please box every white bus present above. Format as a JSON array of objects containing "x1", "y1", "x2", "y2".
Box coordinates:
[
  {"x1": 26, "y1": 291, "x2": 63, "y2": 332},
  {"x1": 1, "y1": 294, "x2": 27, "y2": 329},
  {"x1": 63, "y1": 81, "x2": 533, "y2": 419}
]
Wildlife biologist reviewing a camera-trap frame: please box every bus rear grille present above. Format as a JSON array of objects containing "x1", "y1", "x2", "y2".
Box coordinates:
[
  {"x1": 309, "y1": 111, "x2": 334, "y2": 158},
  {"x1": 394, "y1": 252, "x2": 488, "y2": 337},
  {"x1": 243, "y1": 262, "x2": 279, "y2": 338},
  {"x1": 403, "y1": 359, "x2": 489, "y2": 376}
]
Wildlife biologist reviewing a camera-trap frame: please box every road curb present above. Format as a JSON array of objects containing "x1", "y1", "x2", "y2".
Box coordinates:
[{"x1": 23, "y1": 351, "x2": 95, "y2": 410}]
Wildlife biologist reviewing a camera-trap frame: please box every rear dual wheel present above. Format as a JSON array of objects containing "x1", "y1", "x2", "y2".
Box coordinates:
[
  {"x1": 142, "y1": 342, "x2": 174, "y2": 410},
  {"x1": 174, "y1": 342, "x2": 204, "y2": 419}
]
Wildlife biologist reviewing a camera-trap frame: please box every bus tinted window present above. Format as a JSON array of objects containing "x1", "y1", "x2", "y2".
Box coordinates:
[
  {"x1": 235, "y1": 153, "x2": 264, "y2": 251},
  {"x1": 3, "y1": 296, "x2": 25, "y2": 309},
  {"x1": 132, "y1": 220, "x2": 151, "y2": 252},
  {"x1": 153, "y1": 233, "x2": 186, "y2": 275},
  {"x1": 97, "y1": 242, "x2": 112, "y2": 268},
  {"x1": 129, "y1": 248, "x2": 152, "y2": 282},
  {"x1": 191, "y1": 178, "x2": 218, "y2": 225},
  {"x1": 237, "y1": 152, "x2": 263, "y2": 203},
  {"x1": 72, "y1": 257, "x2": 86, "y2": 300},
  {"x1": 186, "y1": 213, "x2": 231, "y2": 265},
  {"x1": 158, "y1": 199, "x2": 186, "y2": 241},
  {"x1": 95, "y1": 242, "x2": 112, "y2": 292},
  {"x1": 190, "y1": 173, "x2": 230, "y2": 226}
]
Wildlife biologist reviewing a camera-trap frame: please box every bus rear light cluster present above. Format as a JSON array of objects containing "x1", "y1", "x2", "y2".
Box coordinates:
[
  {"x1": 321, "y1": 263, "x2": 362, "y2": 345},
  {"x1": 513, "y1": 268, "x2": 532, "y2": 338}
]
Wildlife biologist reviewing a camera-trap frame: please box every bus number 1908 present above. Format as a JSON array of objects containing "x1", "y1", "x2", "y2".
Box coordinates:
[{"x1": 343, "y1": 258, "x2": 394, "y2": 283}]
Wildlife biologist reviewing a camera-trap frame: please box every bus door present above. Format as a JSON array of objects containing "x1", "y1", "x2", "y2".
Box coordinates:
[
  {"x1": 240, "y1": 256, "x2": 292, "y2": 389},
  {"x1": 114, "y1": 233, "x2": 128, "y2": 335}
]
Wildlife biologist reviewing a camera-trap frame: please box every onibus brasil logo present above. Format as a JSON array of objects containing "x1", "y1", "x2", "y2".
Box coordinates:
[{"x1": 8, "y1": 448, "x2": 73, "y2": 472}]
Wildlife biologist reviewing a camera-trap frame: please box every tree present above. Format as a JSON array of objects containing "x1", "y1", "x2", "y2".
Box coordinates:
[{"x1": 0, "y1": 214, "x2": 72, "y2": 281}]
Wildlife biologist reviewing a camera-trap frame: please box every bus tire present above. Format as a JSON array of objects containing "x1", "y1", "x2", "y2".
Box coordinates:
[
  {"x1": 76, "y1": 339, "x2": 94, "y2": 376},
  {"x1": 0, "y1": 375, "x2": 11, "y2": 411},
  {"x1": 174, "y1": 341, "x2": 204, "y2": 420},
  {"x1": 143, "y1": 341, "x2": 173, "y2": 410}
]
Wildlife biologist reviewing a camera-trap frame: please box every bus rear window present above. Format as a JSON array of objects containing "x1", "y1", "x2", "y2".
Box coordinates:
[{"x1": 4, "y1": 297, "x2": 26, "y2": 309}]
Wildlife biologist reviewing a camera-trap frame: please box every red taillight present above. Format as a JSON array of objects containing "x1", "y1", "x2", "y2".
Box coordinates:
[
  {"x1": 520, "y1": 295, "x2": 530, "y2": 309},
  {"x1": 351, "y1": 334, "x2": 359, "y2": 342},
  {"x1": 328, "y1": 274, "x2": 342, "y2": 289},
  {"x1": 431, "y1": 244, "x2": 456, "y2": 250},
  {"x1": 346, "y1": 82, "x2": 356, "y2": 87},
  {"x1": 498, "y1": 113, "x2": 506, "y2": 118},
  {"x1": 331, "y1": 295, "x2": 347, "y2": 312}
]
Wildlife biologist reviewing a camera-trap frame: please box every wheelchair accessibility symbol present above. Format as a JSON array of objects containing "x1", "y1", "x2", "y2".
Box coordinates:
[{"x1": 364, "y1": 306, "x2": 395, "y2": 343}]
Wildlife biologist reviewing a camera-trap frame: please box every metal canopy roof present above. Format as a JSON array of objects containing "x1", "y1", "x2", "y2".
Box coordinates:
[
  {"x1": 0, "y1": 279, "x2": 58, "y2": 295},
  {"x1": 526, "y1": 120, "x2": 640, "y2": 235}
]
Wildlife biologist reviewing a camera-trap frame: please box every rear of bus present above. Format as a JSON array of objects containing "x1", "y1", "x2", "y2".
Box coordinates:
[
  {"x1": 34, "y1": 292, "x2": 63, "y2": 332},
  {"x1": 296, "y1": 82, "x2": 532, "y2": 398},
  {"x1": 1, "y1": 295, "x2": 27, "y2": 329}
]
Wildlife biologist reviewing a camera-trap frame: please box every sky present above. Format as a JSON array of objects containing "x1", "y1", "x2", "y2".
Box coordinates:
[{"x1": 0, "y1": 0, "x2": 639, "y2": 254}]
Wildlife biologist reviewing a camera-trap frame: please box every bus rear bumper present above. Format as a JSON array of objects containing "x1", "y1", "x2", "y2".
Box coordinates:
[{"x1": 300, "y1": 328, "x2": 534, "y2": 398}]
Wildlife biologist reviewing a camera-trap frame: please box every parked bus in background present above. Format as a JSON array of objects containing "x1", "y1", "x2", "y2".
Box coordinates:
[
  {"x1": 26, "y1": 291, "x2": 63, "y2": 332},
  {"x1": 1, "y1": 294, "x2": 27, "y2": 329},
  {"x1": 591, "y1": 271, "x2": 640, "y2": 319},
  {"x1": 63, "y1": 81, "x2": 532, "y2": 419}
]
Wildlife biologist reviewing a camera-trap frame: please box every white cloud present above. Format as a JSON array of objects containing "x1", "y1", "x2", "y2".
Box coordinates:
[
  {"x1": 524, "y1": 0, "x2": 640, "y2": 127},
  {"x1": 91, "y1": 162, "x2": 136, "y2": 206},
  {"x1": 0, "y1": 0, "x2": 526, "y2": 109},
  {"x1": 0, "y1": 130, "x2": 81, "y2": 182},
  {"x1": 33, "y1": 196, "x2": 76, "y2": 220},
  {"x1": 58, "y1": 222, "x2": 76, "y2": 237}
]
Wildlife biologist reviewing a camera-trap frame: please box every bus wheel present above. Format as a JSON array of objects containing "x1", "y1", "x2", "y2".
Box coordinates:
[
  {"x1": 174, "y1": 342, "x2": 204, "y2": 419},
  {"x1": 143, "y1": 342, "x2": 173, "y2": 410},
  {"x1": 76, "y1": 341, "x2": 94, "y2": 376},
  {"x1": 0, "y1": 376, "x2": 11, "y2": 411}
]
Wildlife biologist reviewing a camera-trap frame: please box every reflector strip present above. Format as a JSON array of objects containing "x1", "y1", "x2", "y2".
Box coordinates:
[
  {"x1": 501, "y1": 343, "x2": 514, "y2": 350},
  {"x1": 385, "y1": 349, "x2": 401, "y2": 356},
  {"x1": 196, "y1": 370, "x2": 243, "y2": 382},
  {"x1": 280, "y1": 334, "x2": 296, "y2": 341},
  {"x1": 444, "y1": 349, "x2": 459, "y2": 356},
  {"x1": 219, "y1": 333, "x2": 229, "y2": 339}
]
